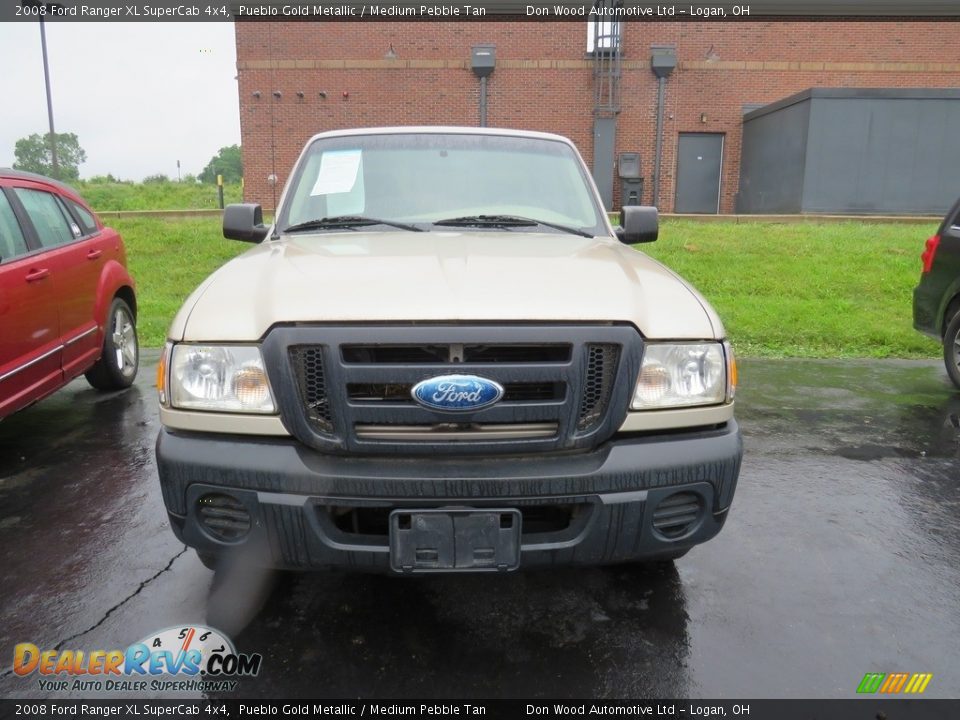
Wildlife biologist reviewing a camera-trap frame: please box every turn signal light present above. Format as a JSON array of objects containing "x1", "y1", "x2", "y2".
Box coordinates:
[
  {"x1": 921, "y1": 234, "x2": 940, "y2": 274},
  {"x1": 156, "y1": 343, "x2": 170, "y2": 405},
  {"x1": 724, "y1": 341, "x2": 737, "y2": 403}
]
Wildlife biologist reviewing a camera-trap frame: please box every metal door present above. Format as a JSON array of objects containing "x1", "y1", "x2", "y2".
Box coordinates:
[
  {"x1": 592, "y1": 118, "x2": 616, "y2": 211},
  {"x1": 674, "y1": 133, "x2": 724, "y2": 214}
]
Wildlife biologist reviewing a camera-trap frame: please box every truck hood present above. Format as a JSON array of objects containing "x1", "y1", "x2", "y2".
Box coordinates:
[{"x1": 170, "y1": 231, "x2": 723, "y2": 342}]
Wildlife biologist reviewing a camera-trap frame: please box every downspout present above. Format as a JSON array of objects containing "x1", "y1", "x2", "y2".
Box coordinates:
[
  {"x1": 653, "y1": 76, "x2": 666, "y2": 209},
  {"x1": 479, "y1": 76, "x2": 488, "y2": 127},
  {"x1": 650, "y1": 45, "x2": 677, "y2": 209}
]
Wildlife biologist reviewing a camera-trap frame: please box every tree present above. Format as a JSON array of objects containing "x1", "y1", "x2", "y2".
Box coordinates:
[
  {"x1": 199, "y1": 145, "x2": 242, "y2": 184},
  {"x1": 87, "y1": 174, "x2": 122, "y2": 184},
  {"x1": 13, "y1": 132, "x2": 87, "y2": 181}
]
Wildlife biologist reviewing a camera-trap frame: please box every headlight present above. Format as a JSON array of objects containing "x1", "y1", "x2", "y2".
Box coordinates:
[
  {"x1": 631, "y1": 342, "x2": 727, "y2": 410},
  {"x1": 170, "y1": 344, "x2": 276, "y2": 413}
]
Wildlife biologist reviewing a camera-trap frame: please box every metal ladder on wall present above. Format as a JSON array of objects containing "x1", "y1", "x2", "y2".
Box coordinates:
[{"x1": 592, "y1": 5, "x2": 623, "y2": 117}]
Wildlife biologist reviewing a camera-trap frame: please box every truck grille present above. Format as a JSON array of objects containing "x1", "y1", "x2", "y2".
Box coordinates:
[
  {"x1": 289, "y1": 346, "x2": 333, "y2": 434},
  {"x1": 346, "y1": 381, "x2": 564, "y2": 403},
  {"x1": 265, "y1": 325, "x2": 643, "y2": 455},
  {"x1": 341, "y1": 344, "x2": 571, "y2": 364},
  {"x1": 578, "y1": 344, "x2": 620, "y2": 431},
  {"x1": 354, "y1": 422, "x2": 559, "y2": 441}
]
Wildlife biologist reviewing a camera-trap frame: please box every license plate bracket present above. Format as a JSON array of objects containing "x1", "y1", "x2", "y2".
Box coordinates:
[{"x1": 389, "y1": 509, "x2": 521, "y2": 573}]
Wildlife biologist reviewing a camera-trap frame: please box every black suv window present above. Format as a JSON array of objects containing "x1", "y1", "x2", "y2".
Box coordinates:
[
  {"x1": 0, "y1": 191, "x2": 29, "y2": 263},
  {"x1": 13, "y1": 187, "x2": 80, "y2": 248}
]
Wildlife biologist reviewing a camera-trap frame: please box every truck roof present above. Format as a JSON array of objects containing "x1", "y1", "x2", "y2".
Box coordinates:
[{"x1": 304, "y1": 126, "x2": 577, "y2": 146}]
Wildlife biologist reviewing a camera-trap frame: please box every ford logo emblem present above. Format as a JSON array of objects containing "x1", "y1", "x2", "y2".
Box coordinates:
[{"x1": 411, "y1": 374, "x2": 504, "y2": 412}]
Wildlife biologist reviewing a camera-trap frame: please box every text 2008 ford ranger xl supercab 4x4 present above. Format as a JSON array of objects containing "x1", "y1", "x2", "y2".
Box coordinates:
[{"x1": 155, "y1": 127, "x2": 742, "y2": 573}]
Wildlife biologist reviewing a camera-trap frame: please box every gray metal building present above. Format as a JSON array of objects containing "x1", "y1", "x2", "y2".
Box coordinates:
[{"x1": 736, "y1": 88, "x2": 960, "y2": 215}]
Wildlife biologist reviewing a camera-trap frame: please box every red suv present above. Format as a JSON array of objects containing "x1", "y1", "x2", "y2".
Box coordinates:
[{"x1": 0, "y1": 169, "x2": 138, "y2": 419}]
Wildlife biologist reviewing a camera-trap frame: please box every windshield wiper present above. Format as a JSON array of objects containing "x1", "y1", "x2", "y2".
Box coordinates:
[
  {"x1": 284, "y1": 215, "x2": 423, "y2": 233},
  {"x1": 433, "y1": 215, "x2": 593, "y2": 238}
]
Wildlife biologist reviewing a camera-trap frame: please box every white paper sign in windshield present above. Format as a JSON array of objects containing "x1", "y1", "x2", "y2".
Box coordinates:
[{"x1": 310, "y1": 150, "x2": 362, "y2": 196}]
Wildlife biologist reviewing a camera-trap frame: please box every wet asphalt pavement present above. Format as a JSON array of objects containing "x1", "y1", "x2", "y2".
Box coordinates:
[{"x1": 1, "y1": 353, "x2": 958, "y2": 699}]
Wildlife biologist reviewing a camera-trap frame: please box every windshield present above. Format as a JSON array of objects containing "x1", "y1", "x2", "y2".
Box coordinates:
[{"x1": 278, "y1": 132, "x2": 607, "y2": 235}]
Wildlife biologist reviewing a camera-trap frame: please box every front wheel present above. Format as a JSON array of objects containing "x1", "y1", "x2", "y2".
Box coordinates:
[
  {"x1": 944, "y1": 311, "x2": 960, "y2": 389},
  {"x1": 85, "y1": 297, "x2": 139, "y2": 391}
]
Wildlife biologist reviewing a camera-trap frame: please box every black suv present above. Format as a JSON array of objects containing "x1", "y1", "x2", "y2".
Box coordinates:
[{"x1": 914, "y1": 197, "x2": 960, "y2": 388}]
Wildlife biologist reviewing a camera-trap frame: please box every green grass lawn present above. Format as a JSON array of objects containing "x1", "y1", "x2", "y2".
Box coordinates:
[
  {"x1": 117, "y1": 217, "x2": 247, "y2": 345},
  {"x1": 115, "y1": 216, "x2": 943, "y2": 358},
  {"x1": 642, "y1": 221, "x2": 941, "y2": 358},
  {"x1": 78, "y1": 180, "x2": 243, "y2": 211}
]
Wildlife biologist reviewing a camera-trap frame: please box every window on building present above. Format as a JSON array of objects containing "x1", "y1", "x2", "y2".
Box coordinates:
[{"x1": 587, "y1": 13, "x2": 621, "y2": 54}]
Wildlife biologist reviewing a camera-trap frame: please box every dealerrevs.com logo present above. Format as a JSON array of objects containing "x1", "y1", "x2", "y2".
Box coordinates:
[{"x1": 12, "y1": 625, "x2": 261, "y2": 693}]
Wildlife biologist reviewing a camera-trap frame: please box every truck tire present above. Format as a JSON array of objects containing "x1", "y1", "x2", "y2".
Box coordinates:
[
  {"x1": 85, "y1": 297, "x2": 139, "y2": 391},
  {"x1": 944, "y1": 310, "x2": 960, "y2": 389}
]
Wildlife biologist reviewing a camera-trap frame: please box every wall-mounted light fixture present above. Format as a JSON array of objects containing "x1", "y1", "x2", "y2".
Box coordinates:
[
  {"x1": 272, "y1": 91, "x2": 282, "y2": 99},
  {"x1": 700, "y1": 113, "x2": 708, "y2": 123},
  {"x1": 296, "y1": 91, "x2": 305, "y2": 99},
  {"x1": 385, "y1": 44, "x2": 397, "y2": 59},
  {"x1": 471, "y1": 44, "x2": 496, "y2": 127},
  {"x1": 318, "y1": 91, "x2": 327, "y2": 99},
  {"x1": 252, "y1": 90, "x2": 261, "y2": 99}
]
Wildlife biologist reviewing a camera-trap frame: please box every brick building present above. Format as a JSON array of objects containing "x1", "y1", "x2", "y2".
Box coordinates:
[{"x1": 234, "y1": 19, "x2": 959, "y2": 213}]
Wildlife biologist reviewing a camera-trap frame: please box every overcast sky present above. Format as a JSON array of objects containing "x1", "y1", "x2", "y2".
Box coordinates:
[{"x1": 0, "y1": 22, "x2": 239, "y2": 181}]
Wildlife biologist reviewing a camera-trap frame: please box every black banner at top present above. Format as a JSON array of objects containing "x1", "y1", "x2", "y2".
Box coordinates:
[
  {"x1": 6, "y1": 0, "x2": 960, "y2": 23},
  {"x1": 0, "y1": 699, "x2": 959, "y2": 720}
]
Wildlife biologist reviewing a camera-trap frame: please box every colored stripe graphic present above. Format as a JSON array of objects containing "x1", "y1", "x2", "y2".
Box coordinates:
[
  {"x1": 857, "y1": 672, "x2": 932, "y2": 694},
  {"x1": 905, "y1": 674, "x2": 933, "y2": 694},
  {"x1": 891, "y1": 673, "x2": 909, "y2": 693},
  {"x1": 857, "y1": 673, "x2": 886, "y2": 693},
  {"x1": 879, "y1": 674, "x2": 898, "y2": 693}
]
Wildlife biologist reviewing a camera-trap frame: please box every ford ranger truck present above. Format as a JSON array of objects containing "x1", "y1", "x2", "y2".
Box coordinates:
[{"x1": 155, "y1": 127, "x2": 742, "y2": 573}]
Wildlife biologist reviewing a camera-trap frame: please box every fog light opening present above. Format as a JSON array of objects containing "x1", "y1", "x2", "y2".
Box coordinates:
[
  {"x1": 651, "y1": 491, "x2": 704, "y2": 540},
  {"x1": 197, "y1": 493, "x2": 251, "y2": 542}
]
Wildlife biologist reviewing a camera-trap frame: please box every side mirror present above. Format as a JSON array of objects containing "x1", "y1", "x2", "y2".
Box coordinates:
[
  {"x1": 223, "y1": 203, "x2": 268, "y2": 243},
  {"x1": 616, "y1": 205, "x2": 658, "y2": 244}
]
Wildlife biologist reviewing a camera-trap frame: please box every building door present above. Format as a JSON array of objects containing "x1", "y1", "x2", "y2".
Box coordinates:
[
  {"x1": 674, "y1": 133, "x2": 724, "y2": 214},
  {"x1": 592, "y1": 118, "x2": 616, "y2": 211}
]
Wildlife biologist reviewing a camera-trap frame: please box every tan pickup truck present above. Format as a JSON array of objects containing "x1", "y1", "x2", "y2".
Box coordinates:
[{"x1": 155, "y1": 127, "x2": 742, "y2": 573}]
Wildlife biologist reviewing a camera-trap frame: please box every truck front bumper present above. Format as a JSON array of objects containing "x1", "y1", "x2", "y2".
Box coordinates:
[{"x1": 156, "y1": 421, "x2": 742, "y2": 571}]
